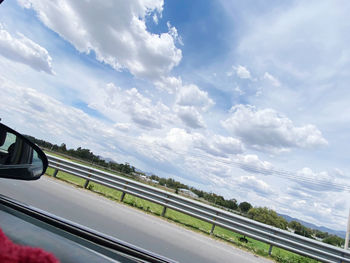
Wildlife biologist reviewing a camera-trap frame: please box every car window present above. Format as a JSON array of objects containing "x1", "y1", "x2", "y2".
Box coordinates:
[{"x1": 0, "y1": 132, "x2": 16, "y2": 153}]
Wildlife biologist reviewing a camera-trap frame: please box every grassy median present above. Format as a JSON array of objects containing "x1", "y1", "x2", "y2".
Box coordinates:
[{"x1": 45, "y1": 163, "x2": 318, "y2": 263}]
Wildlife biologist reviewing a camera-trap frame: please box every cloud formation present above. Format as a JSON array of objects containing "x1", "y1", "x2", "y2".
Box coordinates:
[
  {"x1": 236, "y1": 175, "x2": 273, "y2": 196},
  {"x1": 233, "y1": 65, "x2": 252, "y2": 79},
  {"x1": 18, "y1": 0, "x2": 181, "y2": 80},
  {"x1": 295, "y1": 167, "x2": 343, "y2": 192},
  {"x1": 176, "y1": 84, "x2": 214, "y2": 110},
  {"x1": 263, "y1": 72, "x2": 280, "y2": 87},
  {"x1": 100, "y1": 83, "x2": 174, "y2": 130},
  {"x1": 222, "y1": 104, "x2": 328, "y2": 152},
  {"x1": 0, "y1": 25, "x2": 53, "y2": 74},
  {"x1": 175, "y1": 106, "x2": 206, "y2": 129},
  {"x1": 234, "y1": 154, "x2": 273, "y2": 175}
]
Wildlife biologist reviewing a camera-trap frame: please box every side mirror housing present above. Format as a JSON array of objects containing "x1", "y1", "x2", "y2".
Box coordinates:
[{"x1": 0, "y1": 122, "x2": 48, "y2": 180}]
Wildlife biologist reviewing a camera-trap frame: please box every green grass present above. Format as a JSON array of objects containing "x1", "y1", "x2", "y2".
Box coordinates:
[
  {"x1": 45, "y1": 155, "x2": 319, "y2": 263},
  {"x1": 46, "y1": 166, "x2": 86, "y2": 186}
]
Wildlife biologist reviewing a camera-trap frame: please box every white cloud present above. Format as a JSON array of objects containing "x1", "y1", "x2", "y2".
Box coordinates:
[
  {"x1": 153, "y1": 13, "x2": 159, "y2": 24},
  {"x1": 167, "y1": 21, "x2": 184, "y2": 46},
  {"x1": 222, "y1": 104, "x2": 328, "y2": 152},
  {"x1": 235, "y1": 175, "x2": 273, "y2": 196},
  {"x1": 263, "y1": 72, "x2": 280, "y2": 87},
  {"x1": 286, "y1": 187, "x2": 313, "y2": 199},
  {"x1": 0, "y1": 25, "x2": 53, "y2": 74},
  {"x1": 153, "y1": 76, "x2": 182, "y2": 93},
  {"x1": 18, "y1": 0, "x2": 181, "y2": 80},
  {"x1": 234, "y1": 85, "x2": 245, "y2": 95},
  {"x1": 234, "y1": 65, "x2": 251, "y2": 79},
  {"x1": 212, "y1": 135, "x2": 244, "y2": 155},
  {"x1": 0, "y1": 75, "x2": 118, "y2": 149},
  {"x1": 291, "y1": 199, "x2": 333, "y2": 222},
  {"x1": 175, "y1": 106, "x2": 206, "y2": 129},
  {"x1": 176, "y1": 84, "x2": 214, "y2": 110},
  {"x1": 234, "y1": 154, "x2": 273, "y2": 175},
  {"x1": 0, "y1": 75, "x2": 176, "y2": 169},
  {"x1": 295, "y1": 167, "x2": 342, "y2": 192},
  {"x1": 102, "y1": 83, "x2": 174, "y2": 130},
  {"x1": 193, "y1": 134, "x2": 244, "y2": 157},
  {"x1": 173, "y1": 84, "x2": 214, "y2": 129},
  {"x1": 114, "y1": 122, "x2": 131, "y2": 132},
  {"x1": 136, "y1": 128, "x2": 200, "y2": 163}
]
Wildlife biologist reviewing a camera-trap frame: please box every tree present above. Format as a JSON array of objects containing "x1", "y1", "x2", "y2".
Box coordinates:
[
  {"x1": 288, "y1": 221, "x2": 313, "y2": 238},
  {"x1": 248, "y1": 207, "x2": 288, "y2": 230},
  {"x1": 315, "y1": 230, "x2": 329, "y2": 239},
  {"x1": 323, "y1": 235, "x2": 344, "y2": 247},
  {"x1": 225, "y1": 199, "x2": 238, "y2": 210},
  {"x1": 59, "y1": 143, "x2": 67, "y2": 152},
  {"x1": 239, "y1": 201, "x2": 252, "y2": 213}
]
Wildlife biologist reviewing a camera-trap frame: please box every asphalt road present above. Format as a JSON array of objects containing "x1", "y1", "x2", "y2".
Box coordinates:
[{"x1": 0, "y1": 176, "x2": 272, "y2": 263}]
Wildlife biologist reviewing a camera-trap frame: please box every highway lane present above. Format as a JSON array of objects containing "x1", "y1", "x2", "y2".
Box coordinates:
[{"x1": 0, "y1": 176, "x2": 272, "y2": 263}]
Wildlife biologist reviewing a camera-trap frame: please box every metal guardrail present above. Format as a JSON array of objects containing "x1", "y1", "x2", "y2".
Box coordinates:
[{"x1": 47, "y1": 154, "x2": 350, "y2": 263}]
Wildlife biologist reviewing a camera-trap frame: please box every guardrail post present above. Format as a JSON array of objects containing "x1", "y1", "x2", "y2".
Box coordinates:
[
  {"x1": 210, "y1": 223, "x2": 216, "y2": 235},
  {"x1": 268, "y1": 244, "x2": 273, "y2": 256},
  {"x1": 84, "y1": 179, "x2": 89, "y2": 189},
  {"x1": 53, "y1": 169, "x2": 58, "y2": 178},
  {"x1": 161, "y1": 206, "x2": 167, "y2": 217},
  {"x1": 120, "y1": 192, "x2": 126, "y2": 202},
  {"x1": 210, "y1": 213, "x2": 218, "y2": 235},
  {"x1": 84, "y1": 170, "x2": 92, "y2": 189}
]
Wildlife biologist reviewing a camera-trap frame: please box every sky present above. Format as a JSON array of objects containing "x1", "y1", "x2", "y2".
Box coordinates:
[{"x1": 0, "y1": 0, "x2": 350, "y2": 231}]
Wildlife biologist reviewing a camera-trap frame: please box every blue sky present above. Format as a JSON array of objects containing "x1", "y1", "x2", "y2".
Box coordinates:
[{"x1": 1, "y1": 0, "x2": 350, "y2": 230}]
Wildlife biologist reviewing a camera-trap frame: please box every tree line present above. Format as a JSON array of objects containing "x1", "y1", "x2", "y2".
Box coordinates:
[
  {"x1": 25, "y1": 135, "x2": 135, "y2": 175},
  {"x1": 27, "y1": 135, "x2": 345, "y2": 247}
]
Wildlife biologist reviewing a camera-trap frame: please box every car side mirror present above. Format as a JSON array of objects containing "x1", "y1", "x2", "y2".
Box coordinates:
[{"x1": 0, "y1": 122, "x2": 48, "y2": 180}]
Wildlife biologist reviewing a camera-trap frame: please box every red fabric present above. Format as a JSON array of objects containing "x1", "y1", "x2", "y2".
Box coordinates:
[{"x1": 0, "y1": 228, "x2": 59, "y2": 263}]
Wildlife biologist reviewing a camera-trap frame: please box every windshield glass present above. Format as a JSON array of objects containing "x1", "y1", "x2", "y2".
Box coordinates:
[{"x1": 0, "y1": 1, "x2": 349, "y2": 262}]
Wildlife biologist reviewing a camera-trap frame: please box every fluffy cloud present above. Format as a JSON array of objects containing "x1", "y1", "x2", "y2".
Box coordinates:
[
  {"x1": 153, "y1": 76, "x2": 182, "y2": 93},
  {"x1": 176, "y1": 84, "x2": 214, "y2": 110},
  {"x1": 173, "y1": 84, "x2": 214, "y2": 129},
  {"x1": 167, "y1": 21, "x2": 184, "y2": 46},
  {"x1": 100, "y1": 83, "x2": 175, "y2": 130},
  {"x1": 113, "y1": 122, "x2": 131, "y2": 132},
  {"x1": 137, "y1": 128, "x2": 195, "y2": 162},
  {"x1": 222, "y1": 104, "x2": 328, "y2": 152},
  {"x1": 234, "y1": 154, "x2": 273, "y2": 175},
  {"x1": 233, "y1": 65, "x2": 251, "y2": 79},
  {"x1": 136, "y1": 128, "x2": 244, "y2": 170},
  {"x1": 212, "y1": 135, "x2": 244, "y2": 155},
  {"x1": 0, "y1": 25, "x2": 53, "y2": 74},
  {"x1": 175, "y1": 106, "x2": 206, "y2": 129},
  {"x1": 193, "y1": 134, "x2": 244, "y2": 157},
  {"x1": 18, "y1": 0, "x2": 181, "y2": 80},
  {"x1": 235, "y1": 175, "x2": 273, "y2": 196}
]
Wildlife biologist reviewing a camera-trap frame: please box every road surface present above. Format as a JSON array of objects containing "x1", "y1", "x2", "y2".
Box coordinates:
[{"x1": 0, "y1": 176, "x2": 272, "y2": 263}]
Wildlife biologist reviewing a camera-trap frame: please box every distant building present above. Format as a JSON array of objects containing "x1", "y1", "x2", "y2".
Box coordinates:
[
  {"x1": 139, "y1": 175, "x2": 151, "y2": 182},
  {"x1": 178, "y1": 188, "x2": 198, "y2": 198}
]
